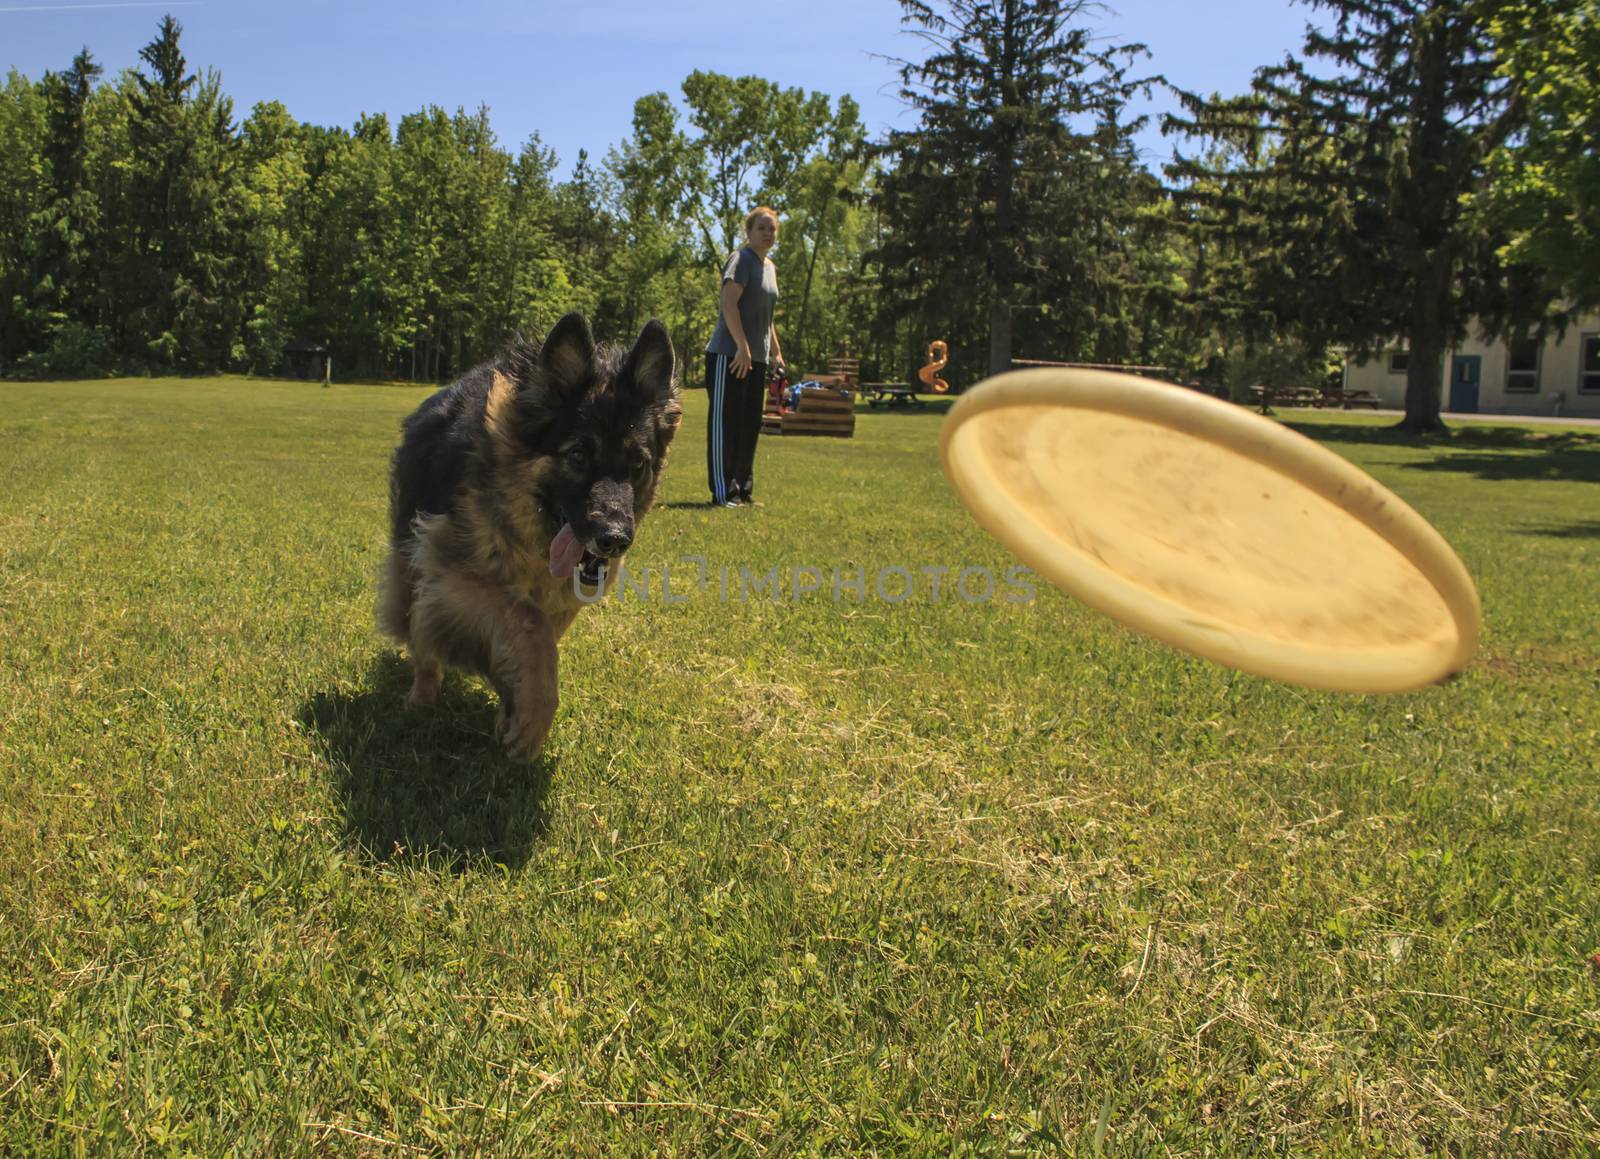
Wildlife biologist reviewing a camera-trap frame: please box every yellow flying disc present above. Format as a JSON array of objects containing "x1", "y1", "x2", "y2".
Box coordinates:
[{"x1": 940, "y1": 368, "x2": 1480, "y2": 693}]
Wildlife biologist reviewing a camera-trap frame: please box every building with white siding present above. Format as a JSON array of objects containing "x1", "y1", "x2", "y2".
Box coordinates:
[{"x1": 1343, "y1": 313, "x2": 1600, "y2": 418}]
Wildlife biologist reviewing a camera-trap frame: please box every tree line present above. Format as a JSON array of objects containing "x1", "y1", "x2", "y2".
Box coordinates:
[{"x1": 1, "y1": 1, "x2": 1593, "y2": 432}]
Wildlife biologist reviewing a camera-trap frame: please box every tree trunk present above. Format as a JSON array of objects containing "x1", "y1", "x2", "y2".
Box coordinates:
[
  {"x1": 988, "y1": 294, "x2": 1013, "y2": 379},
  {"x1": 987, "y1": 1, "x2": 1020, "y2": 379},
  {"x1": 794, "y1": 234, "x2": 822, "y2": 370},
  {"x1": 1392, "y1": 16, "x2": 1453, "y2": 439},
  {"x1": 1397, "y1": 334, "x2": 1448, "y2": 436},
  {"x1": 988, "y1": 148, "x2": 1016, "y2": 377},
  {"x1": 1394, "y1": 262, "x2": 1452, "y2": 436}
]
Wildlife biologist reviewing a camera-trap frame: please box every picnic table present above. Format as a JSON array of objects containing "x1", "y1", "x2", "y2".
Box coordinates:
[
  {"x1": 1248, "y1": 385, "x2": 1324, "y2": 408},
  {"x1": 1316, "y1": 388, "x2": 1381, "y2": 409},
  {"x1": 1248, "y1": 385, "x2": 1382, "y2": 410},
  {"x1": 862, "y1": 381, "x2": 925, "y2": 409},
  {"x1": 863, "y1": 339, "x2": 950, "y2": 409}
]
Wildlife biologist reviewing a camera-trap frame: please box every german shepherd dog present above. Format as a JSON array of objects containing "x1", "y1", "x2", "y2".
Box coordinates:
[{"x1": 378, "y1": 313, "x2": 681, "y2": 758}]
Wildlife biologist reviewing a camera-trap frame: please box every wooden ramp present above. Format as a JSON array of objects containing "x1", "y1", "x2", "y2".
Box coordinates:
[
  {"x1": 763, "y1": 385, "x2": 856, "y2": 437},
  {"x1": 763, "y1": 347, "x2": 859, "y2": 438}
]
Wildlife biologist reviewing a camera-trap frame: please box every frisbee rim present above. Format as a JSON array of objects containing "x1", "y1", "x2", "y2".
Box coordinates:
[{"x1": 939, "y1": 368, "x2": 1481, "y2": 693}]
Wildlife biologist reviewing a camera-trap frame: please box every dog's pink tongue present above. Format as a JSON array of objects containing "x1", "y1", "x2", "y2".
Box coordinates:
[{"x1": 549, "y1": 522, "x2": 583, "y2": 579}]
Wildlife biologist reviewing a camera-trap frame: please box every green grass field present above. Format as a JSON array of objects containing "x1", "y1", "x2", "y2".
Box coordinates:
[{"x1": 1, "y1": 376, "x2": 1596, "y2": 1155}]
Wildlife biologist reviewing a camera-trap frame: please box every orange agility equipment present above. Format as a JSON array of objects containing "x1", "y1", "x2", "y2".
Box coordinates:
[{"x1": 918, "y1": 340, "x2": 950, "y2": 394}]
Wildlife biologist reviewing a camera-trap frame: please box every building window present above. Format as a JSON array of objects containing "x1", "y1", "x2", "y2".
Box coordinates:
[
  {"x1": 1506, "y1": 337, "x2": 1540, "y2": 392},
  {"x1": 1388, "y1": 350, "x2": 1409, "y2": 374},
  {"x1": 1584, "y1": 335, "x2": 1600, "y2": 393}
]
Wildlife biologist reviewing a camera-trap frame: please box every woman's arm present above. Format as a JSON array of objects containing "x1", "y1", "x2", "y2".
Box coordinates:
[{"x1": 720, "y1": 281, "x2": 753, "y2": 375}]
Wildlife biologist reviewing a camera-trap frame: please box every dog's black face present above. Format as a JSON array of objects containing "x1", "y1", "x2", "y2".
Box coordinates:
[{"x1": 507, "y1": 314, "x2": 681, "y2": 584}]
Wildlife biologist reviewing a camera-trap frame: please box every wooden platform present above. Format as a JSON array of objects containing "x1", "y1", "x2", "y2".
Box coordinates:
[
  {"x1": 763, "y1": 348, "x2": 860, "y2": 438},
  {"x1": 763, "y1": 385, "x2": 856, "y2": 437}
]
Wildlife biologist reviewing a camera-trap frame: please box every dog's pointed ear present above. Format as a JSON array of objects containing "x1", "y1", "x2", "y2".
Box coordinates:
[
  {"x1": 621, "y1": 319, "x2": 676, "y2": 404},
  {"x1": 540, "y1": 312, "x2": 596, "y2": 392}
]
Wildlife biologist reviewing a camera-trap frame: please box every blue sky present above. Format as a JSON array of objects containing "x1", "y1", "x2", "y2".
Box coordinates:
[{"x1": 4, "y1": 0, "x2": 1320, "y2": 172}]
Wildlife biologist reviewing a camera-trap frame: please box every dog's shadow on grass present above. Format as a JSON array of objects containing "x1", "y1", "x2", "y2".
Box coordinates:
[{"x1": 298, "y1": 655, "x2": 552, "y2": 871}]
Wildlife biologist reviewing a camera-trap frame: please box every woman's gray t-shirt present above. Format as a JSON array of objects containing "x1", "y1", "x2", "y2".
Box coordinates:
[{"x1": 706, "y1": 246, "x2": 778, "y2": 362}]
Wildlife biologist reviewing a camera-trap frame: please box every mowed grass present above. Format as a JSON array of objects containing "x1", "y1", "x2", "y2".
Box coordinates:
[{"x1": 1, "y1": 375, "x2": 1596, "y2": 1156}]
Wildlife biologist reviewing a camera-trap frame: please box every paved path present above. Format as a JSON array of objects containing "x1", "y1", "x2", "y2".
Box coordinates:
[{"x1": 1351, "y1": 409, "x2": 1600, "y2": 429}]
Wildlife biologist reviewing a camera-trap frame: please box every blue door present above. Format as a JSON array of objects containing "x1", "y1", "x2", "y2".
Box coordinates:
[{"x1": 1449, "y1": 355, "x2": 1481, "y2": 413}]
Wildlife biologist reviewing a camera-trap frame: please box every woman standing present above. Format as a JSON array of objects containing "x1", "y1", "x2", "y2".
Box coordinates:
[{"x1": 705, "y1": 207, "x2": 784, "y2": 507}]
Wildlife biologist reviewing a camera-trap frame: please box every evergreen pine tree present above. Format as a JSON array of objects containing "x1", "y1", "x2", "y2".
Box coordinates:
[
  {"x1": 876, "y1": 0, "x2": 1153, "y2": 378},
  {"x1": 1169, "y1": 0, "x2": 1529, "y2": 433}
]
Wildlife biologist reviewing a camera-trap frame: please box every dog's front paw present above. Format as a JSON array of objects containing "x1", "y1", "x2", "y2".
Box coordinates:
[
  {"x1": 498, "y1": 708, "x2": 547, "y2": 761},
  {"x1": 405, "y1": 663, "x2": 443, "y2": 707},
  {"x1": 495, "y1": 678, "x2": 556, "y2": 761}
]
